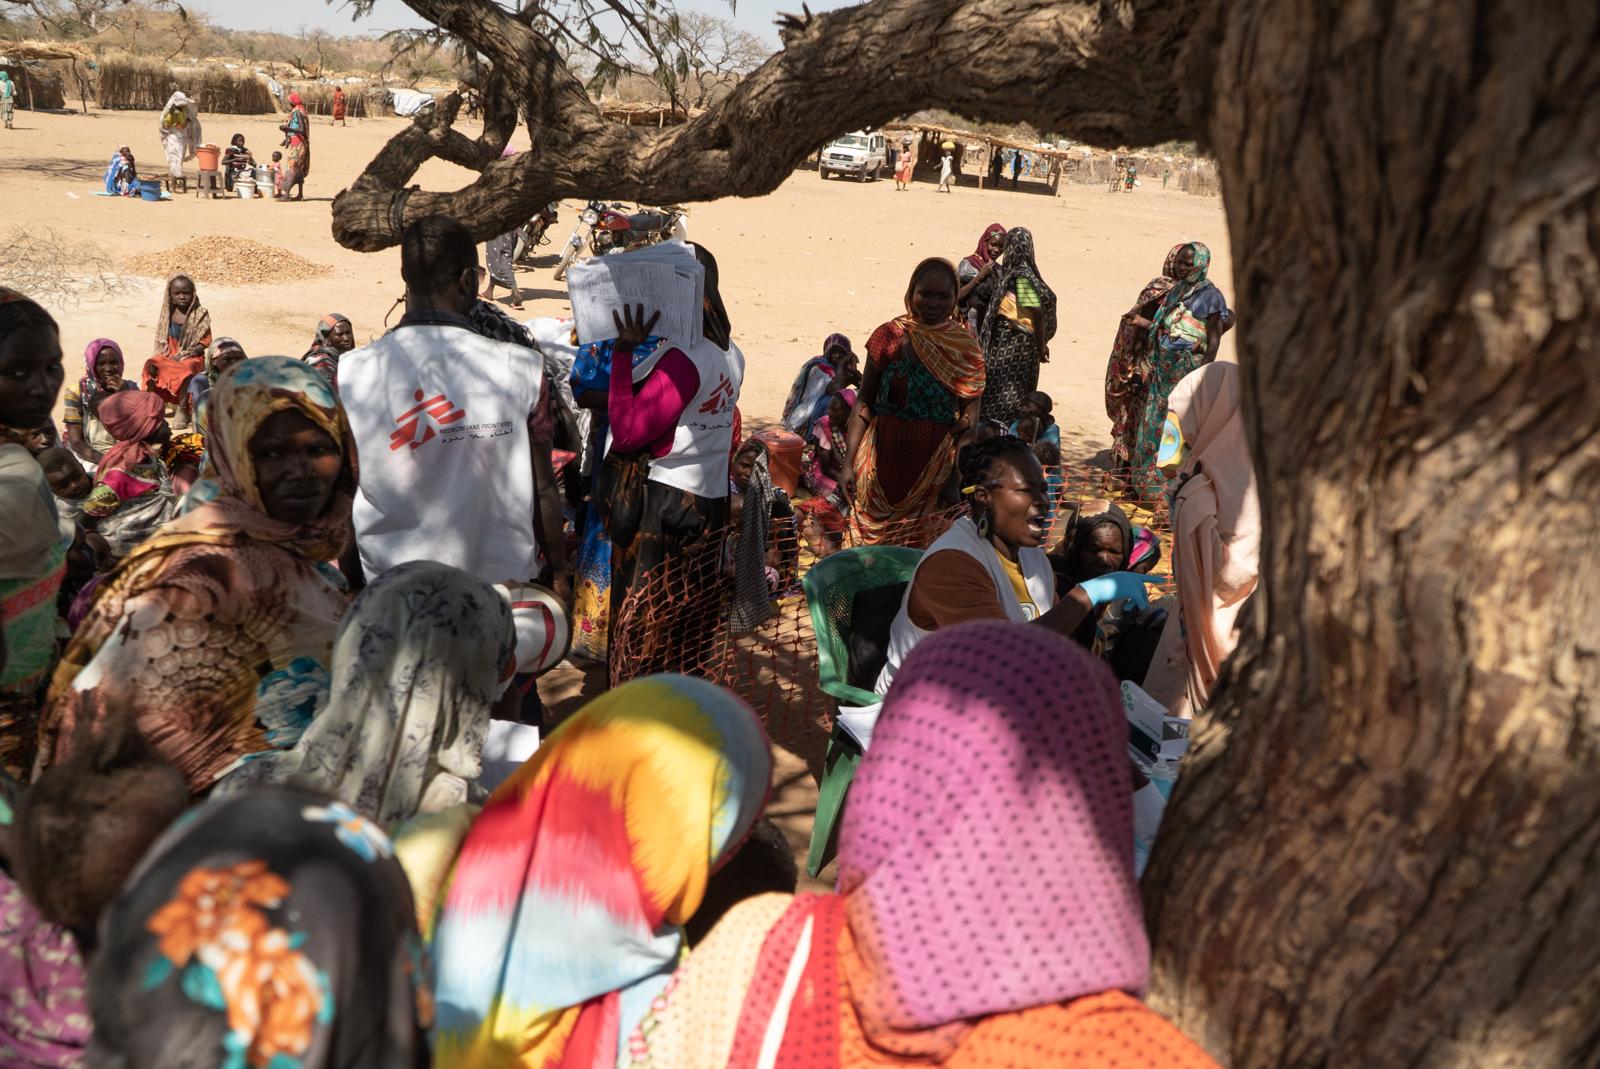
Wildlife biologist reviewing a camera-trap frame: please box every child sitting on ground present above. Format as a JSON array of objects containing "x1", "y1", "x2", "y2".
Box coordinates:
[
  {"x1": 1010, "y1": 390, "x2": 1061, "y2": 450},
  {"x1": 729, "y1": 440, "x2": 800, "y2": 598},
  {"x1": 796, "y1": 389, "x2": 856, "y2": 560},
  {"x1": 1034, "y1": 438, "x2": 1064, "y2": 538}
]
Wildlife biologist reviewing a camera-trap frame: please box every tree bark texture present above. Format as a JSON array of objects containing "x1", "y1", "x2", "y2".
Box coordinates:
[
  {"x1": 331, "y1": 0, "x2": 1600, "y2": 1063},
  {"x1": 1142, "y1": 3, "x2": 1600, "y2": 1066},
  {"x1": 330, "y1": 0, "x2": 1197, "y2": 250}
]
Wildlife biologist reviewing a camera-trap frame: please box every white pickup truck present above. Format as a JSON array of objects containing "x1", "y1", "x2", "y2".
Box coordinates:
[{"x1": 819, "y1": 131, "x2": 887, "y2": 182}]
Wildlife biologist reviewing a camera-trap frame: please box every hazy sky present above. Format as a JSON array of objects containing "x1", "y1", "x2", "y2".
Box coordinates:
[{"x1": 192, "y1": 0, "x2": 857, "y2": 48}]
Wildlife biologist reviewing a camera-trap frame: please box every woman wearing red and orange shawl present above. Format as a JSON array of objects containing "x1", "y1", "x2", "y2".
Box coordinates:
[
  {"x1": 630, "y1": 622, "x2": 1219, "y2": 1068},
  {"x1": 842, "y1": 259, "x2": 984, "y2": 546},
  {"x1": 80, "y1": 389, "x2": 179, "y2": 558},
  {"x1": 955, "y1": 222, "x2": 1005, "y2": 331}
]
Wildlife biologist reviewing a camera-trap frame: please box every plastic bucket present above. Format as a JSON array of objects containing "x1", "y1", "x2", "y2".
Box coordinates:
[
  {"x1": 754, "y1": 427, "x2": 806, "y2": 495},
  {"x1": 138, "y1": 176, "x2": 162, "y2": 202},
  {"x1": 195, "y1": 144, "x2": 221, "y2": 171},
  {"x1": 235, "y1": 178, "x2": 255, "y2": 199},
  {"x1": 255, "y1": 164, "x2": 272, "y2": 190}
]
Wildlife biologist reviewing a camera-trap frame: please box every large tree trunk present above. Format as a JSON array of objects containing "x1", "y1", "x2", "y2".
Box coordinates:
[{"x1": 1142, "y1": 2, "x2": 1600, "y2": 1064}]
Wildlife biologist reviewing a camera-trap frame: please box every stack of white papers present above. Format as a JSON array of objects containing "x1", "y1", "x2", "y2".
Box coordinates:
[{"x1": 566, "y1": 240, "x2": 704, "y2": 346}]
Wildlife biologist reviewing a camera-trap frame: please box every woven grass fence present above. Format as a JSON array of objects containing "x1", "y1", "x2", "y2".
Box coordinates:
[
  {"x1": 97, "y1": 56, "x2": 276, "y2": 114},
  {"x1": 1068, "y1": 153, "x2": 1222, "y2": 197},
  {"x1": 1178, "y1": 159, "x2": 1222, "y2": 196}
]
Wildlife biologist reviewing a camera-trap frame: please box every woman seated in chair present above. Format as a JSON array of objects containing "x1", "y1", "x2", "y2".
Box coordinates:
[
  {"x1": 874, "y1": 436, "x2": 1161, "y2": 696},
  {"x1": 221, "y1": 132, "x2": 255, "y2": 192}
]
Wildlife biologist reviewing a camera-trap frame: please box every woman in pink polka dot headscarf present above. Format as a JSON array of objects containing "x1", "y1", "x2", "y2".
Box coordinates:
[{"x1": 630, "y1": 621, "x2": 1219, "y2": 1068}]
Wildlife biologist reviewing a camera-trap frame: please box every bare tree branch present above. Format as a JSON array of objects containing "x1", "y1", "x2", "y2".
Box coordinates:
[{"x1": 332, "y1": 0, "x2": 1200, "y2": 250}]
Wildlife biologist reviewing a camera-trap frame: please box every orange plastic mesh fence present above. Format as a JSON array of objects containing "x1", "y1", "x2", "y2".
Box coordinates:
[{"x1": 608, "y1": 463, "x2": 1172, "y2": 748}]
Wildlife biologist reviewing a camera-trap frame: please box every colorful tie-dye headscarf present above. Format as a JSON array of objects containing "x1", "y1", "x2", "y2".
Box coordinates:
[{"x1": 412, "y1": 674, "x2": 771, "y2": 1069}]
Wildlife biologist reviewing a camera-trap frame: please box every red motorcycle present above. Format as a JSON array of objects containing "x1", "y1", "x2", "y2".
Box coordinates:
[{"x1": 553, "y1": 200, "x2": 688, "y2": 280}]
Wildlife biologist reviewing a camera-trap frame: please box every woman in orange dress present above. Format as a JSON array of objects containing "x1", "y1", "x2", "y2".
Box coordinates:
[
  {"x1": 141, "y1": 273, "x2": 211, "y2": 428},
  {"x1": 841, "y1": 258, "x2": 984, "y2": 545},
  {"x1": 893, "y1": 137, "x2": 915, "y2": 190}
]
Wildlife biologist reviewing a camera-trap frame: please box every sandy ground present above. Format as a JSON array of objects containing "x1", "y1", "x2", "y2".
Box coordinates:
[
  {"x1": 1, "y1": 108, "x2": 1231, "y2": 463},
  {"x1": 2, "y1": 108, "x2": 1230, "y2": 885}
]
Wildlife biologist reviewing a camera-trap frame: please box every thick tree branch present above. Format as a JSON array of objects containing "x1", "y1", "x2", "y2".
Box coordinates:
[{"x1": 332, "y1": 0, "x2": 1203, "y2": 250}]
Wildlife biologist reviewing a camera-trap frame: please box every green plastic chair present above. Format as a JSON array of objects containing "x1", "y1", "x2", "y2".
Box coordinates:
[{"x1": 801, "y1": 545, "x2": 923, "y2": 878}]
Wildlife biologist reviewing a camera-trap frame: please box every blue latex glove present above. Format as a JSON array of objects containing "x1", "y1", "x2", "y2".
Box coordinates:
[{"x1": 1077, "y1": 572, "x2": 1165, "y2": 611}]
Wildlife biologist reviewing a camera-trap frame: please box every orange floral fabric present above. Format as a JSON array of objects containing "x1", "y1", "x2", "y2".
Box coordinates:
[
  {"x1": 87, "y1": 786, "x2": 431, "y2": 1069},
  {"x1": 144, "y1": 859, "x2": 323, "y2": 1068},
  {"x1": 146, "y1": 860, "x2": 289, "y2": 965}
]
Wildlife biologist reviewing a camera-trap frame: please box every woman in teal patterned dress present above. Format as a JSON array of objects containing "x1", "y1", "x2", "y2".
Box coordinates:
[{"x1": 1129, "y1": 241, "x2": 1234, "y2": 501}]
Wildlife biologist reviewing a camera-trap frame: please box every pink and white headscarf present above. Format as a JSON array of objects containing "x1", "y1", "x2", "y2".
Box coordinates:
[
  {"x1": 838, "y1": 620, "x2": 1149, "y2": 1037},
  {"x1": 630, "y1": 621, "x2": 1156, "y2": 1067}
]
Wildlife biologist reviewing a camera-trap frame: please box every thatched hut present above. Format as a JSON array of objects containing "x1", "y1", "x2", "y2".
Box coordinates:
[
  {"x1": 0, "y1": 58, "x2": 67, "y2": 110},
  {"x1": 0, "y1": 39, "x2": 94, "y2": 111},
  {"x1": 881, "y1": 121, "x2": 1071, "y2": 194},
  {"x1": 1068, "y1": 149, "x2": 1220, "y2": 197},
  {"x1": 1177, "y1": 158, "x2": 1222, "y2": 196},
  {"x1": 292, "y1": 81, "x2": 371, "y2": 120}
]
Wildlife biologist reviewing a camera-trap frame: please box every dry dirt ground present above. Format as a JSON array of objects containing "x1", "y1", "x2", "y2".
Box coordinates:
[{"x1": 1, "y1": 108, "x2": 1231, "y2": 882}]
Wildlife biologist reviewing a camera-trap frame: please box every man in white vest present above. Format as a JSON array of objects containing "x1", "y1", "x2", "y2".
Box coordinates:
[{"x1": 337, "y1": 215, "x2": 569, "y2": 602}]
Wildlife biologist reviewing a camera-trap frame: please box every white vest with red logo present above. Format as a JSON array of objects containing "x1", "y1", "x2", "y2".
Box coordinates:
[
  {"x1": 338, "y1": 323, "x2": 544, "y2": 583},
  {"x1": 646, "y1": 337, "x2": 744, "y2": 500}
]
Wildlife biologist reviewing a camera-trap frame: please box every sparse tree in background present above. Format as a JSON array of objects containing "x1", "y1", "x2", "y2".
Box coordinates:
[
  {"x1": 0, "y1": 0, "x2": 104, "y2": 37},
  {"x1": 93, "y1": 2, "x2": 219, "y2": 60},
  {"x1": 0, "y1": 0, "x2": 190, "y2": 42},
  {"x1": 328, "y1": 1, "x2": 1600, "y2": 1065},
  {"x1": 282, "y1": 26, "x2": 339, "y2": 78},
  {"x1": 658, "y1": 11, "x2": 767, "y2": 108},
  {"x1": 378, "y1": 25, "x2": 467, "y2": 88}
]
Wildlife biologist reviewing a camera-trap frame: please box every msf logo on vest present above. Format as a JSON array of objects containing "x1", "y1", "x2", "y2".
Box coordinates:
[
  {"x1": 390, "y1": 389, "x2": 466, "y2": 451},
  {"x1": 698, "y1": 375, "x2": 735, "y2": 415}
]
